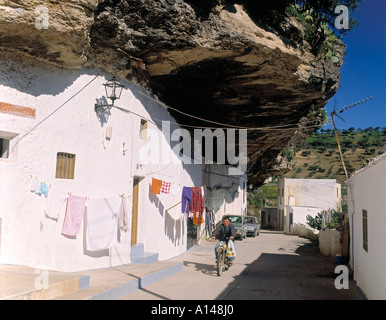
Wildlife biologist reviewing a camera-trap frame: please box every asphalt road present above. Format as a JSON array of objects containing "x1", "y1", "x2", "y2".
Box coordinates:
[{"x1": 120, "y1": 230, "x2": 364, "y2": 300}]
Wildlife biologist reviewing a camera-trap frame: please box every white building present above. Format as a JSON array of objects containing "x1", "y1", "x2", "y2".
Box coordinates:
[
  {"x1": 277, "y1": 178, "x2": 341, "y2": 234},
  {"x1": 0, "y1": 52, "x2": 208, "y2": 272},
  {"x1": 348, "y1": 153, "x2": 386, "y2": 300}
]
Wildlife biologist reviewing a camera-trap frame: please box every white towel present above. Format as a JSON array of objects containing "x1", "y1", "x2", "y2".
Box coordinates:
[
  {"x1": 30, "y1": 178, "x2": 41, "y2": 193},
  {"x1": 86, "y1": 197, "x2": 120, "y2": 251},
  {"x1": 170, "y1": 184, "x2": 181, "y2": 197},
  {"x1": 44, "y1": 188, "x2": 68, "y2": 220},
  {"x1": 118, "y1": 196, "x2": 129, "y2": 232}
]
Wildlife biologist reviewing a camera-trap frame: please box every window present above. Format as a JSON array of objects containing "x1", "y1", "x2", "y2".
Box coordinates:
[
  {"x1": 0, "y1": 131, "x2": 18, "y2": 160},
  {"x1": 56, "y1": 152, "x2": 76, "y2": 179},
  {"x1": 0, "y1": 138, "x2": 10, "y2": 159},
  {"x1": 139, "y1": 119, "x2": 148, "y2": 141},
  {"x1": 362, "y1": 210, "x2": 368, "y2": 252}
]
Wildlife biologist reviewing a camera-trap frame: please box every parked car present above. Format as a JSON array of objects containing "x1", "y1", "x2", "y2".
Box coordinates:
[
  {"x1": 222, "y1": 215, "x2": 247, "y2": 240},
  {"x1": 244, "y1": 216, "x2": 260, "y2": 237}
]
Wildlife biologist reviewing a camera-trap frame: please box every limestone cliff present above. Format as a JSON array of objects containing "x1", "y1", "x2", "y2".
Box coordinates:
[{"x1": 0, "y1": 0, "x2": 344, "y2": 185}]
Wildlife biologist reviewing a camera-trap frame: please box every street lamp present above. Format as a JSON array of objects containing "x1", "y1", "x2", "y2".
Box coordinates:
[{"x1": 95, "y1": 76, "x2": 124, "y2": 114}]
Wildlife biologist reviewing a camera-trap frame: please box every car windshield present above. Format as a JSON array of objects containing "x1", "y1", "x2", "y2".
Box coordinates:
[
  {"x1": 224, "y1": 216, "x2": 243, "y2": 224},
  {"x1": 246, "y1": 218, "x2": 256, "y2": 224}
]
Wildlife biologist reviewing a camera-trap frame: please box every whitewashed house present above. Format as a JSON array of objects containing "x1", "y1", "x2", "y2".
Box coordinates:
[
  {"x1": 277, "y1": 178, "x2": 341, "y2": 234},
  {"x1": 348, "y1": 152, "x2": 386, "y2": 300},
  {"x1": 0, "y1": 52, "x2": 206, "y2": 272}
]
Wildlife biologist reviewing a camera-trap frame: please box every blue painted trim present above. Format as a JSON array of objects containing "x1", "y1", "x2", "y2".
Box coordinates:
[
  {"x1": 77, "y1": 275, "x2": 90, "y2": 290},
  {"x1": 139, "y1": 263, "x2": 183, "y2": 288}
]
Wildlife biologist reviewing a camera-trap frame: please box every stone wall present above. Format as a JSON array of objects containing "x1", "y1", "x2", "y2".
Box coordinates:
[{"x1": 319, "y1": 229, "x2": 341, "y2": 258}]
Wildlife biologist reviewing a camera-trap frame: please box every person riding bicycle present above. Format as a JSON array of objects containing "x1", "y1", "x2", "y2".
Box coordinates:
[{"x1": 211, "y1": 218, "x2": 236, "y2": 264}]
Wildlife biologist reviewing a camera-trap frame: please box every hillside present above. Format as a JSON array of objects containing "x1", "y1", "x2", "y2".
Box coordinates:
[{"x1": 284, "y1": 127, "x2": 386, "y2": 184}]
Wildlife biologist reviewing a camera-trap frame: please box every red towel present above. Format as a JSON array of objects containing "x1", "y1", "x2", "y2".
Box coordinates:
[
  {"x1": 160, "y1": 181, "x2": 171, "y2": 194},
  {"x1": 189, "y1": 187, "x2": 204, "y2": 217}
]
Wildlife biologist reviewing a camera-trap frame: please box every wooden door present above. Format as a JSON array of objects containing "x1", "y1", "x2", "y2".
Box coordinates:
[{"x1": 131, "y1": 178, "x2": 140, "y2": 245}]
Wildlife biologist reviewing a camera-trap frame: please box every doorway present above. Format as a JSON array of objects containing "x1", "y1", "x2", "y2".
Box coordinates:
[
  {"x1": 131, "y1": 178, "x2": 140, "y2": 245},
  {"x1": 187, "y1": 218, "x2": 198, "y2": 250}
]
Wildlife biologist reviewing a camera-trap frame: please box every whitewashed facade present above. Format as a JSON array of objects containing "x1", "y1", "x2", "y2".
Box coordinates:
[
  {"x1": 277, "y1": 178, "x2": 341, "y2": 233},
  {"x1": 0, "y1": 52, "x2": 203, "y2": 272},
  {"x1": 348, "y1": 153, "x2": 386, "y2": 300}
]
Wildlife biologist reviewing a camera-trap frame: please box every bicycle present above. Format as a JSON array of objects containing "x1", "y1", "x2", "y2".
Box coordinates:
[{"x1": 215, "y1": 237, "x2": 233, "y2": 277}]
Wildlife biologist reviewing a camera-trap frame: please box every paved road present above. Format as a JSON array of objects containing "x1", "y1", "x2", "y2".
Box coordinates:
[{"x1": 120, "y1": 230, "x2": 364, "y2": 300}]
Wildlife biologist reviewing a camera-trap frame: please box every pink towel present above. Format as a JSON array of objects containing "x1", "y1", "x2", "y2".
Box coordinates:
[{"x1": 62, "y1": 195, "x2": 86, "y2": 237}]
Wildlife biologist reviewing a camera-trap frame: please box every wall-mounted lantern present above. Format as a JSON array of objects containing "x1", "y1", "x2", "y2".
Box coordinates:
[{"x1": 95, "y1": 76, "x2": 124, "y2": 114}]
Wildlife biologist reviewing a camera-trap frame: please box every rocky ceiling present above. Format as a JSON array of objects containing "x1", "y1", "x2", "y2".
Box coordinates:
[{"x1": 0, "y1": 0, "x2": 344, "y2": 185}]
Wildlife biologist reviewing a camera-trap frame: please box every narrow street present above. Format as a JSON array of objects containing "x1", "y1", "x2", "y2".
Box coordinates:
[{"x1": 120, "y1": 230, "x2": 364, "y2": 300}]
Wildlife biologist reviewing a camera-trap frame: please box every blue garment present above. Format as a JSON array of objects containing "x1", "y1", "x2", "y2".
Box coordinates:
[
  {"x1": 38, "y1": 182, "x2": 49, "y2": 197},
  {"x1": 214, "y1": 241, "x2": 235, "y2": 261},
  {"x1": 181, "y1": 187, "x2": 192, "y2": 214}
]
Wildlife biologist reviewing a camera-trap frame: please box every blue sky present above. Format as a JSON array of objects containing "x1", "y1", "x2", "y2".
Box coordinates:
[{"x1": 323, "y1": 0, "x2": 386, "y2": 130}]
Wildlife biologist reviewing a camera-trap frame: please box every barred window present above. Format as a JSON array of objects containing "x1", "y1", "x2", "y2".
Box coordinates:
[{"x1": 56, "y1": 152, "x2": 76, "y2": 179}]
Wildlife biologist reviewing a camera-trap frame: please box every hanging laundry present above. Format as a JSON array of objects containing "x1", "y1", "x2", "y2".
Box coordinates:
[
  {"x1": 170, "y1": 184, "x2": 181, "y2": 197},
  {"x1": 38, "y1": 182, "x2": 49, "y2": 197},
  {"x1": 30, "y1": 177, "x2": 40, "y2": 193},
  {"x1": 62, "y1": 195, "x2": 86, "y2": 237},
  {"x1": 160, "y1": 181, "x2": 171, "y2": 194},
  {"x1": 44, "y1": 188, "x2": 68, "y2": 220},
  {"x1": 205, "y1": 209, "x2": 216, "y2": 237},
  {"x1": 86, "y1": 197, "x2": 120, "y2": 251},
  {"x1": 118, "y1": 196, "x2": 129, "y2": 232},
  {"x1": 181, "y1": 187, "x2": 192, "y2": 214},
  {"x1": 189, "y1": 187, "x2": 204, "y2": 215},
  {"x1": 209, "y1": 210, "x2": 215, "y2": 231},
  {"x1": 151, "y1": 178, "x2": 162, "y2": 194},
  {"x1": 193, "y1": 212, "x2": 204, "y2": 226},
  {"x1": 190, "y1": 187, "x2": 204, "y2": 225}
]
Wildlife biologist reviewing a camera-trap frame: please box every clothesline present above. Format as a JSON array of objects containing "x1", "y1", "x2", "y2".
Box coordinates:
[
  {"x1": 30, "y1": 176, "x2": 130, "y2": 252},
  {"x1": 30, "y1": 175, "x2": 131, "y2": 200}
]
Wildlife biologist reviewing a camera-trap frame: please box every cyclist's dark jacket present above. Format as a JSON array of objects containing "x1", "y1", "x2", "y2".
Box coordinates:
[{"x1": 212, "y1": 223, "x2": 236, "y2": 241}]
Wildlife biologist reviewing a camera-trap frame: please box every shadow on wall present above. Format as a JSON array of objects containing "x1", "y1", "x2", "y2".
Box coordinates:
[
  {"x1": 148, "y1": 183, "x2": 164, "y2": 217},
  {"x1": 204, "y1": 181, "x2": 241, "y2": 215},
  {"x1": 0, "y1": 51, "x2": 97, "y2": 97},
  {"x1": 164, "y1": 211, "x2": 184, "y2": 247}
]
